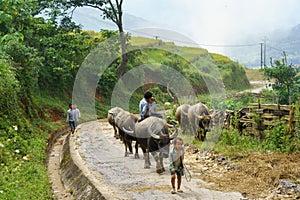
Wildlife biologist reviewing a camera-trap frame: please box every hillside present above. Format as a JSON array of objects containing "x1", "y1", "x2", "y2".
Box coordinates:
[
  {"x1": 129, "y1": 36, "x2": 250, "y2": 93},
  {"x1": 72, "y1": 7, "x2": 159, "y2": 31}
]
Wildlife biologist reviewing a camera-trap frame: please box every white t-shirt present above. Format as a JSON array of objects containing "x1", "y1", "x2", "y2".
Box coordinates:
[{"x1": 149, "y1": 101, "x2": 156, "y2": 115}]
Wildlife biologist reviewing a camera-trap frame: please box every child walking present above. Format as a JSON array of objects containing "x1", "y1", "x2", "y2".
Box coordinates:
[{"x1": 169, "y1": 137, "x2": 185, "y2": 194}]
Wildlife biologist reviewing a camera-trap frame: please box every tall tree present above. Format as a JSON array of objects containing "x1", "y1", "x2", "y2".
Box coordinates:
[
  {"x1": 264, "y1": 52, "x2": 300, "y2": 104},
  {"x1": 50, "y1": 0, "x2": 127, "y2": 78}
]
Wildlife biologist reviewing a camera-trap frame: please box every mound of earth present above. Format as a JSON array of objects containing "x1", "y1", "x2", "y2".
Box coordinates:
[{"x1": 184, "y1": 145, "x2": 300, "y2": 199}]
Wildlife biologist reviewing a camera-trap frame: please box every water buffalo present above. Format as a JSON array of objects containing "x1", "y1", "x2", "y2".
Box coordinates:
[
  {"x1": 125, "y1": 116, "x2": 178, "y2": 174},
  {"x1": 107, "y1": 107, "x2": 124, "y2": 139},
  {"x1": 114, "y1": 110, "x2": 139, "y2": 157},
  {"x1": 175, "y1": 104, "x2": 190, "y2": 134},
  {"x1": 209, "y1": 109, "x2": 227, "y2": 128},
  {"x1": 188, "y1": 102, "x2": 215, "y2": 141}
]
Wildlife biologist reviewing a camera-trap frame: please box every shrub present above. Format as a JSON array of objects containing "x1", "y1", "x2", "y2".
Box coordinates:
[{"x1": 262, "y1": 122, "x2": 300, "y2": 153}]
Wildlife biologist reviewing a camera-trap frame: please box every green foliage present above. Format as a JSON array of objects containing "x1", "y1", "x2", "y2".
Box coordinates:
[
  {"x1": 264, "y1": 53, "x2": 300, "y2": 104},
  {"x1": 219, "y1": 63, "x2": 250, "y2": 90},
  {"x1": 209, "y1": 53, "x2": 232, "y2": 64},
  {"x1": 219, "y1": 129, "x2": 261, "y2": 148},
  {"x1": 0, "y1": 54, "x2": 20, "y2": 123},
  {"x1": 0, "y1": 124, "x2": 53, "y2": 199},
  {"x1": 262, "y1": 122, "x2": 300, "y2": 153},
  {"x1": 216, "y1": 122, "x2": 300, "y2": 156},
  {"x1": 219, "y1": 93, "x2": 252, "y2": 110}
]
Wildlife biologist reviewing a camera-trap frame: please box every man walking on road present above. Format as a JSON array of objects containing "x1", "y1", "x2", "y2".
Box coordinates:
[{"x1": 66, "y1": 103, "x2": 77, "y2": 134}]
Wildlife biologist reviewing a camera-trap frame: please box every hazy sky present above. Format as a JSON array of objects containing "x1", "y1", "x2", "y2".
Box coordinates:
[{"x1": 123, "y1": 0, "x2": 300, "y2": 53}]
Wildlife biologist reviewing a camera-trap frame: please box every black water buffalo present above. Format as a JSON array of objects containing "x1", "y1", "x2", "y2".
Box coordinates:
[
  {"x1": 188, "y1": 102, "x2": 215, "y2": 141},
  {"x1": 107, "y1": 107, "x2": 124, "y2": 139},
  {"x1": 175, "y1": 104, "x2": 190, "y2": 134},
  {"x1": 114, "y1": 110, "x2": 139, "y2": 157},
  {"x1": 124, "y1": 116, "x2": 178, "y2": 174}
]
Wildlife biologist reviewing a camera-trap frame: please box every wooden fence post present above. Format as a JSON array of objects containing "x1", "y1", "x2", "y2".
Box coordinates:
[{"x1": 287, "y1": 105, "x2": 295, "y2": 135}]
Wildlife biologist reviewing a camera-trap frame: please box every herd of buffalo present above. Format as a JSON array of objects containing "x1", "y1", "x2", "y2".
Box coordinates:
[{"x1": 107, "y1": 102, "x2": 230, "y2": 174}]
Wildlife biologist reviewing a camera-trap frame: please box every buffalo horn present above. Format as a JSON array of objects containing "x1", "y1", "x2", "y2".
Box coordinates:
[
  {"x1": 148, "y1": 122, "x2": 161, "y2": 140},
  {"x1": 169, "y1": 124, "x2": 178, "y2": 139},
  {"x1": 210, "y1": 109, "x2": 217, "y2": 118},
  {"x1": 197, "y1": 115, "x2": 205, "y2": 120},
  {"x1": 150, "y1": 132, "x2": 160, "y2": 140},
  {"x1": 122, "y1": 126, "x2": 134, "y2": 135}
]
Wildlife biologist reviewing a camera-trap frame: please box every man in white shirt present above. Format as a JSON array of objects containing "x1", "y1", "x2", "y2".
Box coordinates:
[{"x1": 139, "y1": 91, "x2": 153, "y2": 121}]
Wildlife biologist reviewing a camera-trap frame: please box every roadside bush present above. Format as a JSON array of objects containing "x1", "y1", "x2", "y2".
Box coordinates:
[
  {"x1": 219, "y1": 129, "x2": 261, "y2": 148},
  {"x1": 0, "y1": 55, "x2": 20, "y2": 124},
  {"x1": 262, "y1": 122, "x2": 300, "y2": 153}
]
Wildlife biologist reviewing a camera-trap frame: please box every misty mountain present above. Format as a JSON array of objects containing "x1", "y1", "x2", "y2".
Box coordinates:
[
  {"x1": 72, "y1": 7, "x2": 300, "y2": 68},
  {"x1": 72, "y1": 7, "x2": 159, "y2": 32},
  {"x1": 225, "y1": 24, "x2": 300, "y2": 68},
  {"x1": 72, "y1": 7, "x2": 200, "y2": 51}
]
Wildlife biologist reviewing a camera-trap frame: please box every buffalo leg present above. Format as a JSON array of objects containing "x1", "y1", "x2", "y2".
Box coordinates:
[
  {"x1": 127, "y1": 139, "x2": 133, "y2": 154},
  {"x1": 134, "y1": 141, "x2": 139, "y2": 159},
  {"x1": 124, "y1": 142, "x2": 129, "y2": 157},
  {"x1": 146, "y1": 148, "x2": 151, "y2": 166},
  {"x1": 195, "y1": 128, "x2": 199, "y2": 140},
  {"x1": 118, "y1": 128, "x2": 125, "y2": 142},
  {"x1": 159, "y1": 156, "x2": 165, "y2": 172},
  {"x1": 191, "y1": 125, "x2": 197, "y2": 138},
  {"x1": 113, "y1": 124, "x2": 119, "y2": 139},
  {"x1": 143, "y1": 147, "x2": 151, "y2": 168},
  {"x1": 201, "y1": 130, "x2": 206, "y2": 141},
  {"x1": 181, "y1": 124, "x2": 186, "y2": 135},
  {"x1": 143, "y1": 152, "x2": 150, "y2": 168},
  {"x1": 152, "y1": 152, "x2": 163, "y2": 174}
]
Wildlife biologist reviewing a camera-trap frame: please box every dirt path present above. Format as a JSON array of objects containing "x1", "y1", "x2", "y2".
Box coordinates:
[
  {"x1": 76, "y1": 120, "x2": 243, "y2": 200},
  {"x1": 242, "y1": 81, "x2": 272, "y2": 94}
]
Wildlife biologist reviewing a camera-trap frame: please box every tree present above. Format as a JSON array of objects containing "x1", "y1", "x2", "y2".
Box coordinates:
[
  {"x1": 49, "y1": 0, "x2": 128, "y2": 78},
  {"x1": 0, "y1": 0, "x2": 99, "y2": 116},
  {"x1": 264, "y1": 52, "x2": 300, "y2": 104}
]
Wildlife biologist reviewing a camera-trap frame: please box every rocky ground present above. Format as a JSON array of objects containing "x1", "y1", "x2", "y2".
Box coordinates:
[{"x1": 184, "y1": 146, "x2": 300, "y2": 199}]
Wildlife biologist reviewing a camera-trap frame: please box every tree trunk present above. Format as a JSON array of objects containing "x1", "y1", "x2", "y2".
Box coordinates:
[{"x1": 116, "y1": 26, "x2": 128, "y2": 78}]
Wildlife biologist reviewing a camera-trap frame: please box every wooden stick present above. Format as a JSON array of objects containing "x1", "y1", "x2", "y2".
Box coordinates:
[{"x1": 287, "y1": 105, "x2": 295, "y2": 134}]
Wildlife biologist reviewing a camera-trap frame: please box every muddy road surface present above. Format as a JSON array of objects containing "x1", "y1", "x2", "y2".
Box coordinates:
[{"x1": 75, "y1": 120, "x2": 243, "y2": 200}]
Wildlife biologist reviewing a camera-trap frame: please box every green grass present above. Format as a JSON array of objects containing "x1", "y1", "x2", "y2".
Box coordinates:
[
  {"x1": 129, "y1": 37, "x2": 162, "y2": 47},
  {"x1": 177, "y1": 46, "x2": 208, "y2": 62},
  {"x1": 209, "y1": 53, "x2": 232, "y2": 64},
  {"x1": 0, "y1": 123, "x2": 53, "y2": 200},
  {"x1": 245, "y1": 68, "x2": 265, "y2": 81}
]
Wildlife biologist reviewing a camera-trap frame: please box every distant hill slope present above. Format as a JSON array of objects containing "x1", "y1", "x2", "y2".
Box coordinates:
[
  {"x1": 72, "y1": 7, "x2": 159, "y2": 31},
  {"x1": 129, "y1": 37, "x2": 250, "y2": 92}
]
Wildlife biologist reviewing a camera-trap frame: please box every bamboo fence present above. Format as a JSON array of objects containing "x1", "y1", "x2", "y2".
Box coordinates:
[{"x1": 238, "y1": 102, "x2": 299, "y2": 134}]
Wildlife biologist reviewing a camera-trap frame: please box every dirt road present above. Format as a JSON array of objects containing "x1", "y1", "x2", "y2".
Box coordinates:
[
  {"x1": 75, "y1": 120, "x2": 243, "y2": 200},
  {"x1": 249, "y1": 81, "x2": 272, "y2": 93}
]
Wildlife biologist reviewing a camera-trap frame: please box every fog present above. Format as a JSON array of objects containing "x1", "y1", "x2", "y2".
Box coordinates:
[{"x1": 123, "y1": 0, "x2": 300, "y2": 54}]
